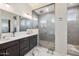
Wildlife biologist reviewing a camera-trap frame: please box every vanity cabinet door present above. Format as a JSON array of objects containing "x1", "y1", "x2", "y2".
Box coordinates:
[
  {"x1": 0, "y1": 40, "x2": 19, "y2": 56},
  {"x1": 20, "y1": 38, "x2": 29, "y2": 50},
  {"x1": 5, "y1": 44, "x2": 19, "y2": 56},
  {"x1": 30, "y1": 35, "x2": 37, "y2": 50},
  {"x1": 0, "y1": 50, "x2": 6, "y2": 56},
  {"x1": 20, "y1": 37, "x2": 30, "y2": 56},
  {"x1": 33, "y1": 35, "x2": 37, "y2": 46}
]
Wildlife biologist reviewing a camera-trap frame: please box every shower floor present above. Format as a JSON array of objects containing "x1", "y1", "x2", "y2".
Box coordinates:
[
  {"x1": 25, "y1": 46, "x2": 53, "y2": 56},
  {"x1": 67, "y1": 44, "x2": 79, "y2": 56}
]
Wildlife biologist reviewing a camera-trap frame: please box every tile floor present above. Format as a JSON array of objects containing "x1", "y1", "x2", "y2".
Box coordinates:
[
  {"x1": 25, "y1": 46, "x2": 53, "y2": 56},
  {"x1": 25, "y1": 44, "x2": 79, "y2": 56},
  {"x1": 67, "y1": 44, "x2": 79, "y2": 56}
]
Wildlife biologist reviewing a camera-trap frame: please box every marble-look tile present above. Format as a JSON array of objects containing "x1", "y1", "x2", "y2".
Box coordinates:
[
  {"x1": 25, "y1": 46, "x2": 53, "y2": 56},
  {"x1": 25, "y1": 44, "x2": 79, "y2": 56},
  {"x1": 67, "y1": 44, "x2": 79, "y2": 56}
]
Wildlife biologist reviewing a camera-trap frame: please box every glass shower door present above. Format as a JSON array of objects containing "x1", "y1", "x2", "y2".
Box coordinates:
[
  {"x1": 38, "y1": 13, "x2": 55, "y2": 51},
  {"x1": 32, "y1": 4, "x2": 55, "y2": 52}
]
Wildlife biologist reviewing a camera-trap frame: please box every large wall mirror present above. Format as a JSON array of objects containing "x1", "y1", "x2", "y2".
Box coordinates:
[
  {"x1": 19, "y1": 16, "x2": 37, "y2": 31},
  {"x1": 1, "y1": 17, "x2": 10, "y2": 33},
  {"x1": 0, "y1": 9, "x2": 17, "y2": 33},
  {"x1": 0, "y1": 9, "x2": 38, "y2": 33},
  {"x1": 0, "y1": 9, "x2": 11, "y2": 33}
]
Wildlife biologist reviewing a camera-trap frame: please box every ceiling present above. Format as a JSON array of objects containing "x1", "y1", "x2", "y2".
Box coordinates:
[
  {"x1": 8, "y1": 3, "x2": 50, "y2": 20},
  {"x1": 0, "y1": 3, "x2": 79, "y2": 19},
  {"x1": 8, "y1": 3, "x2": 50, "y2": 16},
  {"x1": 68, "y1": 3, "x2": 79, "y2": 8},
  {"x1": 28, "y1": 3, "x2": 50, "y2": 10},
  {"x1": 0, "y1": 3, "x2": 50, "y2": 19},
  {"x1": 34, "y1": 3, "x2": 79, "y2": 16},
  {"x1": 34, "y1": 4, "x2": 54, "y2": 16}
]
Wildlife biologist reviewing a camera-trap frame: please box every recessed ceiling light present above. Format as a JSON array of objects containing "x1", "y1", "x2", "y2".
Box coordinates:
[{"x1": 5, "y1": 4, "x2": 10, "y2": 8}]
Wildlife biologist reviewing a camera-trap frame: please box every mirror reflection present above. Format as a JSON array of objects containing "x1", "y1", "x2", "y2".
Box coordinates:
[
  {"x1": 0, "y1": 9, "x2": 38, "y2": 33},
  {"x1": 20, "y1": 17, "x2": 37, "y2": 31}
]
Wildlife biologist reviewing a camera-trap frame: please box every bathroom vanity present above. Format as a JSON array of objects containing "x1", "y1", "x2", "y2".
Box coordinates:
[
  {"x1": 0, "y1": 34, "x2": 37, "y2": 56},
  {"x1": 0, "y1": 8, "x2": 38, "y2": 56}
]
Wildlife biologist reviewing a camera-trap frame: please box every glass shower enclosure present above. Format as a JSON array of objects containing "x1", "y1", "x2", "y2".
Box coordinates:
[
  {"x1": 32, "y1": 4, "x2": 55, "y2": 51},
  {"x1": 67, "y1": 3, "x2": 79, "y2": 56}
]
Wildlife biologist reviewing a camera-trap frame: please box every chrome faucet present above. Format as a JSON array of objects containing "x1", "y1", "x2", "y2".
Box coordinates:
[{"x1": 12, "y1": 32, "x2": 15, "y2": 37}]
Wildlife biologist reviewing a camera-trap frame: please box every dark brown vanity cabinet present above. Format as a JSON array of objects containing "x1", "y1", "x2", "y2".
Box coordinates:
[
  {"x1": 19, "y1": 35, "x2": 37, "y2": 56},
  {"x1": 29, "y1": 35, "x2": 37, "y2": 50},
  {"x1": 5, "y1": 44, "x2": 19, "y2": 56},
  {"x1": 0, "y1": 50, "x2": 6, "y2": 56},
  {"x1": 0, "y1": 35, "x2": 37, "y2": 56},
  {"x1": 0, "y1": 40, "x2": 19, "y2": 56},
  {"x1": 19, "y1": 37, "x2": 30, "y2": 56}
]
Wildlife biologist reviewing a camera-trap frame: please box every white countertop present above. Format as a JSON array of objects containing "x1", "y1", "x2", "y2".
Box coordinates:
[{"x1": 0, "y1": 33, "x2": 38, "y2": 44}]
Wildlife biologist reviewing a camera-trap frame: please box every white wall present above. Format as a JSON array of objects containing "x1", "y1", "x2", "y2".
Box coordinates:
[{"x1": 54, "y1": 3, "x2": 67, "y2": 55}]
